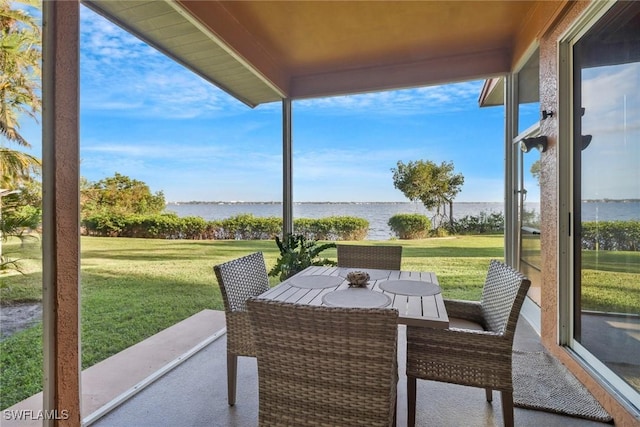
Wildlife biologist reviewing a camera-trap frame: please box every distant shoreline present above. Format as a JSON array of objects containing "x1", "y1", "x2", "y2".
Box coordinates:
[
  {"x1": 165, "y1": 199, "x2": 637, "y2": 205},
  {"x1": 166, "y1": 201, "x2": 510, "y2": 205}
]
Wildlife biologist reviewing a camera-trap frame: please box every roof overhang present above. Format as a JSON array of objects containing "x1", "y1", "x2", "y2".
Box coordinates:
[
  {"x1": 478, "y1": 77, "x2": 505, "y2": 107},
  {"x1": 82, "y1": 0, "x2": 286, "y2": 107},
  {"x1": 82, "y1": 0, "x2": 568, "y2": 108},
  {"x1": 478, "y1": 46, "x2": 541, "y2": 107}
]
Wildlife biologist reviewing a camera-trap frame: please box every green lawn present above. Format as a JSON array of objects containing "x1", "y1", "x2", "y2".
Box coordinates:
[
  {"x1": 1, "y1": 235, "x2": 637, "y2": 409},
  {"x1": 0, "y1": 235, "x2": 501, "y2": 408},
  {"x1": 581, "y1": 250, "x2": 640, "y2": 313}
]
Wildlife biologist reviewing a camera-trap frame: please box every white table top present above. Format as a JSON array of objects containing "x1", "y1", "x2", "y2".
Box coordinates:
[{"x1": 259, "y1": 265, "x2": 449, "y2": 328}]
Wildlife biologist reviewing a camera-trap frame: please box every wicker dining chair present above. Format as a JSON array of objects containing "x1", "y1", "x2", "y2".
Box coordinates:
[
  {"x1": 405, "y1": 260, "x2": 531, "y2": 427},
  {"x1": 213, "y1": 251, "x2": 270, "y2": 406},
  {"x1": 336, "y1": 244, "x2": 403, "y2": 270},
  {"x1": 247, "y1": 298, "x2": 399, "y2": 427}
]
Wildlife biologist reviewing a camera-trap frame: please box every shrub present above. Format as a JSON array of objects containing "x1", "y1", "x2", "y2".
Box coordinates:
[
  {"x1": 82, "y1": 213, "x2": 128, "y2": 236},
  {"x1": 294, "y1": 216, "x2": 369, "y2": 241},
  {"x1": 81, "y1": 213, "x2": 370, "y2": 241},
  {"x1": 581, "y1": 220, "x2": 640, "y2": 251},
  {"x1": 81, "y1": 213, "x2": 218, "y2": 239},
  {"x1": 328, "y1": 216, "x2": 368, "y2": 240},
  {"x1": 388, "y1": 214, "x2": 430, "y2": 239},
  {"x1": 219, "y1": 214, "x2": 281, "y2": 240},
  {"x1": 522, "y1": 208, "x2": 540, "y2": 229},
  {"x1": 450, "y1": 211, "x2": 504, "y2": 235},
  {"x1": 175, "y1": 216, "x2": 210, "y2": 239},
  {"x1": 268, "y1": 233, "x2": 336, "y2": 281}
]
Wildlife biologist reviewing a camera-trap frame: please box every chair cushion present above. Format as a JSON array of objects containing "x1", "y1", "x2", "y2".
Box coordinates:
[{"x1": 449, "y1": 317, "x2": 485, "y2": 331}]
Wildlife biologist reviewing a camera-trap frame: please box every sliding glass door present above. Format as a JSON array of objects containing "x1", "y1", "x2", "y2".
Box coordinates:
[{"x1": 571, "y1": 1, "x2": 640, "y2": 405}]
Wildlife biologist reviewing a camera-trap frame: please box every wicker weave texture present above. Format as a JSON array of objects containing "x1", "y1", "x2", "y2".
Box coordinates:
[
  {"x1": 248, "y1": 299, "x2": 399, "y2": 427},
  {"x1": 336, "y1": 244, "x2": 402, "y2": 270},
  {"x1": 214, "y1": 252, "x2": 270, "y2": 312},
  {"x1": 214, "y1": 252, "x2": 269, "y2": 357},
  {"x1": 405, "y1": 260, "x2": 530, "y2": 427},
  {"x1": 480, "y1": 260, "x2": 529, "y2": 335}
]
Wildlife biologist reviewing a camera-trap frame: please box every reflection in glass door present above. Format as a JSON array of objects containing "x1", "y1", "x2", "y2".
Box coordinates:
[
  {"x1": 572, "y1": 1, "x2": 640, "y2": 402},
  {"x1": 515, "y1": 124, "x2": 542, "y2": 307},
  {"x1": 514, "y1": 49, "x2": 542, "y2": 309}
]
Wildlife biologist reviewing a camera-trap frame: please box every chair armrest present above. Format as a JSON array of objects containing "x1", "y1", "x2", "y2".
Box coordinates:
[
  {"x1": 406, "y1": 326, "x2": 515, "y2": 389},
  {"x1": 444, "y1": 299, "x2": 484, "y2": 324},
  {"x1": 407, "y1": 327, "x2": 513, "y2": 362}
]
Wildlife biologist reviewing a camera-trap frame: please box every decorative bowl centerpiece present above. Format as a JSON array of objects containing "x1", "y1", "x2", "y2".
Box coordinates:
[{"x1": 346, "y1": 271, "x2": 370, "y2": 287}]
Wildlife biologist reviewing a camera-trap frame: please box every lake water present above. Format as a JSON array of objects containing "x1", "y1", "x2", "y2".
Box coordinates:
[{"x1": 166, "y1": 201, "x2": 639, "y2": 240}]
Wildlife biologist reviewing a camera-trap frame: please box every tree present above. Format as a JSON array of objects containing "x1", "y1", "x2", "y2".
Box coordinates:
[
  {"x1": 391, "y1": 160, "x2": 464, "y2": 230},
  {"x1": 1, "y1": 147, "x2": 39, "y2": 188},
  {"x1": 1, "y1": 0, "x2": 42, "y2": 187},
  {"x1": 0, "y1": 0, "x2": 42, "y2": 189},
  {"x1": 1, "y1": 0, "x2": 41, "y2": 149},
  {"x1": 0, "y1": 0, "x2": 42, "y2": 268},
  {"x1": 1, "y1": 183, "x2": 40, "y2": 259},
  {"x1": 530, "y1": 160, "x2": 541, "y2": 186},
  {"x1": 81, "y1": 172, "x2": 166, "y2": 217}
]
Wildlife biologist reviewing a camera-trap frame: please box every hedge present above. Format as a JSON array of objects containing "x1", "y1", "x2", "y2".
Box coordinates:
[
  {"x1": 82, "y1": 213, "x2": 221, "y2": 239},
  {"x1": 82, "y1": 213, "x2": 369, "y2": 241},
  {"x1": 581, "y1": 220, "x2": 640, "y2": 251},
  {"x1": 221, "y1": 214, "x2": 281, "y2": 240},
  {"x1": 294, "y1": 216, "x2": 369, "y2": 241},
  {"x1": 81, "y1": 214, "x2": 640, "y2": 249},
  {"x1": 449, "y1": 211, "x2": 505, "y2": 235}
]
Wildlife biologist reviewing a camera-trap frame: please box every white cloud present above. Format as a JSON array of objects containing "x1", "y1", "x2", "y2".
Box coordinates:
[
  {"x1": 294, "y1": 146, "x2": 425, "y2": 181},
  {"x1": 79, "y1": 6, "x2": 245, "y2": 119},
  {"x1": 71, "y1": 5, "x2": 506, "y2": 203},
  {"x1": 82, "y1": 141, "x2": 228, "y2": 159},
  {"x1": 295, "y1": 81, "x2": 483, "y2": 116}
]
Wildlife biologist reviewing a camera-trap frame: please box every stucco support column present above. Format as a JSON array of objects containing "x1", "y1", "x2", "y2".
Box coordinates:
[
  {"x1": 42, "y1": 1, "x2": 81, "y2": 426},
  {"x1": 282, "y1": 98, "x2": 293, "y2": 236}
]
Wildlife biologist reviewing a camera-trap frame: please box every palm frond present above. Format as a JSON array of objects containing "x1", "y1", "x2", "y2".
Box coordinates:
[
  {"x1": 0, "y1": 148, "x2": 41, "y2": 188},
  {"x1": 0, "y1": 0, "x2": 42, "y2": 147}
]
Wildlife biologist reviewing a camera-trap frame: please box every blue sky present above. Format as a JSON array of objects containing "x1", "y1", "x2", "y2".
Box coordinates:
[{"x1": 20, "y1": 5, "x2": 544, "y2": 204}]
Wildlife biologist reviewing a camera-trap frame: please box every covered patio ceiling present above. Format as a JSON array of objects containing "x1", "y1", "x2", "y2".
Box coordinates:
[{"x1": 82, "y1": 0, "x2": 568, "y2": 107}]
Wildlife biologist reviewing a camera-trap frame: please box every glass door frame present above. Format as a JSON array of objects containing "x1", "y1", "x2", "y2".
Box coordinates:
[
  {"x1": 558, "y1": 0, "x2": 640, "y2": 411},
  {"x1": 506, "y1": 44, "x2": 542, "y2": 331}
]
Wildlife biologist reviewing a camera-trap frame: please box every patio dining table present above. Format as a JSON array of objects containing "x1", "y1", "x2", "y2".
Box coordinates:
[{"x1": 258, "y1": 265, "x2": 449, "y2": 328}]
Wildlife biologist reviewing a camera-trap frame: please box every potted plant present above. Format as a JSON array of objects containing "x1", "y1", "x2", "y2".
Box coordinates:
[{"x1": 268, "y1": 233, "x2": 336, "y2": 281}]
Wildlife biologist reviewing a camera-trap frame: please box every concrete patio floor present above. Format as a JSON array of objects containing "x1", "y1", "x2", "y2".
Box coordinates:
[{"x1": 88, "y1": 312, "x2": 613, "y2": 427}]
